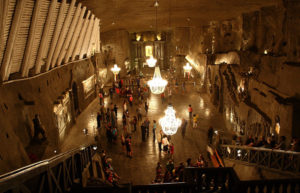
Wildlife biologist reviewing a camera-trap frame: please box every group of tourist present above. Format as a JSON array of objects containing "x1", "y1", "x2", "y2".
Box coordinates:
[
  {"x1": 232, "y1": 135, "x2": 300, "y2": 152},
  {"x1": 100, "y1": 150, "x2": 120, "y2": 185},
  {"x1": 153, "y1": 154, "x2": 207, "y2": 183}
]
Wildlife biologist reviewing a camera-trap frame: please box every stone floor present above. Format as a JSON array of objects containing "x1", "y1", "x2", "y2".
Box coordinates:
[{"x1": 59, "y1": 77, "x2": 227, "y2": 185}]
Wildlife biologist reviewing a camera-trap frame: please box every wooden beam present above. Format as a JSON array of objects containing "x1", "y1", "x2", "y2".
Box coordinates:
[
  {"x1": 50, "y1": 0, "x2": 76, "y2": 68},
  {"x1": 45, "y1": 0, "x2": 67, "y2": 71},
  {"x1": 86, "y1": 18, "x2": 99, "y2": 57},
  {"x1": 63, "y1": 7, "x2": 87, "y2": 63},
  {"x1": 0, "y1": 0, "x2": 9, "y2": 71},
  {"x1": 21, "y1": 0, "x2": 43, "y2": 77},
  {"x1": 56, "y1": 3, "x2": 82, "y2": 66},
  {"x1": 35, "y1": 0, "x2": 57, "y2": 74},
  {"x1": 71, "y1": 12, "x2": 92, "y2": 61},
  {"x1": 0, "y1": 0, "x2": 26, "y2": 81},
  {"x1": 79, "y1": 14, "x2": 95, "y2": 59}
]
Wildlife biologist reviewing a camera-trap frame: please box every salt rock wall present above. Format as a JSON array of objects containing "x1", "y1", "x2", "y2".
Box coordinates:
[
  {"x1": 101, "y1": 29, "x2": 130, "y2": 77},
  {"x1": 176, "y1": 1, "x2": 300, "y2": 140},
  {"x1": 0, "y1": 56, "x2": 100, "y2": 174}
]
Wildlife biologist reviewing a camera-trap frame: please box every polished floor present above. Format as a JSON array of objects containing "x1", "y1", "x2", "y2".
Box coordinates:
[{"x1": 60, "y1": 81, "x2": 226, "y2": 185}]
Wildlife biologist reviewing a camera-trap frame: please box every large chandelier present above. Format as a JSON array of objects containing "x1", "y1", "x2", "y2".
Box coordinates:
[
  {"x1": 111, "y1": 64, "x2": 120, "y2": 81},
  {"x1": 159, "y1": 105, "x2": 182, "y2": 135},
  {"x1": 183, "y1": 62, "x2": 192, "y2": 78},
  {"x1": 146, "y1": 56, "x2": 157, "y2": 67},
  {"x1": 147, "y1": 66, "x2": 168, "y2": 94}
]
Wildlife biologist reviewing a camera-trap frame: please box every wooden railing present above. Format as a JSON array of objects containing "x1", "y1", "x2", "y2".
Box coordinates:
[
  {"x1": 0, "y1": 144, "x2": 95, "y2": 193},
  {"x1": 220, "y1": 144, "x2": 300, "y2": 173},
  {"x1": 132, "y1": 182, "x2": 189, "y2": 193}
]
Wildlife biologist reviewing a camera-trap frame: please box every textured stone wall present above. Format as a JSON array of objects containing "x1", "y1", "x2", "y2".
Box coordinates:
[
  {"x1": 0, "y1": 56, "x2": 102, "y2": 174},
  {"x1": 177, "y1": 1, "x2": 300, "y2": 141},
  {"x1": 101, "y1": 29, "x2": 131, "y2": 77}
]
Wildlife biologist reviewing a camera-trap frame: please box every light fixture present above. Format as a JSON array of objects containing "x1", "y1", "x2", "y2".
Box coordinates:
[
  {"x1": 146, "y1": 55, "x2": 157, "y2": 67},
  {"x1": 111, "y1": 64, "x2": 121, "y2": 81},
  {"x1": 136, "y1": 33, "x2": 141, "y2": 41},
  {"x1": 147, "y1": 66, "x2": 168, "y2": 94},
  {"x1": 183, "y1": 62, "x2": 192, "y2": 78},
  {"x1": 159, "y1": 105, "x2": 182, "y2": 135},
  {"x1": 154, "y1": 1, "x2": 159, "y2": 7}
]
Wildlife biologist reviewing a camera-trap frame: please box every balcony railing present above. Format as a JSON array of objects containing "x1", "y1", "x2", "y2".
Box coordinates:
[
  {"x1": 0, "y1": 144, "x2": 95, "y2": 193},
  {"x1": 220, "y1": 144, "x2": 300, "y2": 173}
]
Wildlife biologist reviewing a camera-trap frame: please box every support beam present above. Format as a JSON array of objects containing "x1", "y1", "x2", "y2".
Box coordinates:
[
  {"x1": 79, "y1": 14, "x2": 95, "y2": 59},
  {"x1": 45, "y1": 0, "x2": 67, "y2": 71},
  {"x1": 1, "y1": 0, "x2": 26, "y2": 81},
  {"x1": 21, "y1": 0, "x2": 43, "y2": 77},
  {"x1": 71, "y1": 13, "x2": 92, "y2": 61},
  {"x1": 50, "y1": 0, "x2": 76, "y2": 68},
  {"x1": 63, "y1": 7, "x2": 87, "y2": 63},
  {"x1": 86, "y1": 18, "x2": 99, "y2": 57},
  {"x1": 35, "y1": 0, "x2": 57, "y2": 74},
  {"x1": 0, "y1": 0, "x2": 8, "y2": 68},
  {"x1": 56, "y1": 3, "x2": 82, "y2": 66}
]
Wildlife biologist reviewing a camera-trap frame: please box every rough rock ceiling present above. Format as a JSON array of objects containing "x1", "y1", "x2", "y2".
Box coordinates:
[{"x1": 78, "y1": 0, "x2": 280, "y2": 32}]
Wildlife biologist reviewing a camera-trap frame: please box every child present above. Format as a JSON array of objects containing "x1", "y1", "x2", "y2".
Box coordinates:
[{"x1": 193, "y1": 114, "x2": 198, "y2": 128}]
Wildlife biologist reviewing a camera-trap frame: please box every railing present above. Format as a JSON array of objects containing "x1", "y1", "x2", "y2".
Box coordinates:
[
  {"x1": 220, "y1": 144, "x2": 300, "y2": 173},
  {"x1": 184, "y1": 167, "x2": 239, "y2": 193},
  {"x1": 0, "y1": 144, "x2": 95, "y2": 193},
  {"x1": 132, "y1": 182, "x2": 189, "y2": 193}
]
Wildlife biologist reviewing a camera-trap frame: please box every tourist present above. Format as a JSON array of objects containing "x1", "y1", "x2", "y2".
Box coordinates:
[
  {"x1": 132, "y1": 116, "x2": 137, "y2": 132},
  {"x1": 113, "y1": 104, "x2": 118, "y2": 118},
  {"x1": 207, "y1": 126, "x2": 214, "y2": 144},
  {"x1": 161, "y1": 92, "x2": 165, "y2": 104},
  {"x1": 153, "y1": 120, "x2": 157, "y2": 141},
  {"x1": 141, "y1": 122, "x2": 146, "y2": 142},
  {"x1": 144, "y1": 118, "x2": 150, "y2": 138},
  {"x1": 196, "y1": 154, "x2": 206, "y2": 168},
  {"x1": 158, "y1": 130, "x2": 163, "y2": 152},
  {"x1": 162, "y1": 135, "x2": 169, "y2": 152},
  {"x1": 181, "y1": 118, "x2": 187, "y2": 138},
  {"x1": 125, "y1": 135, "x2": 132, "y2": 158},
  {"x1": 123, "y1": 100, "x2": 127, "y2": 113},
  {"x1": 188, "y1": 105, "x2": 193, "y2": 119},
  {"x1": 245, "y1": 135, "x2": 254, "y2": 146},
  {"x1": 144, "y1": 100, "x2": 149, "y2": 114},
  {"x1": 274, "y1": 136, "x2": 286, "y2": 150},
  {"x1": 96, "y1": 112, "x2": 101, "y2": 129},
  {"x1": 186, "y1": 158, "x2": 192, "y2": 167},
  {"x1": 192, "y1": 114, "x2": 198, "y2": 129},
  {"x1": 122, "y1": 112, "x2": 127, "y2": 128},
  {"x1": 169, "y1": 143, "x2": 174, "y2": 158}
]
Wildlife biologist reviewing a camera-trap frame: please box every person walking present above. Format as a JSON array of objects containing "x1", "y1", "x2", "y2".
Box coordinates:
[
  {"x1": 193, "y1": 114, "x2": 198, "y2": 129},
  {"x1": 113, "y1": 104, "x2": 118, "y2": 118},
  {"x1": 97, "y1": 112, "x2": 101, "y2": 129},
  {"x1": 181, "y1": 118, "x2": 187, "y2": 138},
  {"x1": 208, "y1": 126, "x2": 214, "y2": 144},
  {"x1": 153, "y1": 120, "x2": 157, "y2": 141},
  {"x1": 144, "y1": 101, "x2": 149, "y2": 114},
  {"x1": 144, "y1": 118, "x2": 150, "y2": 138},
  {"x1": 141, "y1": 122, "x2": 146, "y2": 142},
  {"x1": 188, "y1": 105, "x2": 193, "y2": 119},
  {"x1": 157, "y1": 130, "x2": 163, "y2": 152},
  {"x1": 132, "y1": 116, "x2": 137, "y2": 132},
  {"x1": 125, "y1": 135, "x2": 132, "y2": 158}
]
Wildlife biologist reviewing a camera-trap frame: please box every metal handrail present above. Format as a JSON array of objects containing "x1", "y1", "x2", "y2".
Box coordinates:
[{"x1": 0, "y1": 144, "x2": 92, "y2": 181}]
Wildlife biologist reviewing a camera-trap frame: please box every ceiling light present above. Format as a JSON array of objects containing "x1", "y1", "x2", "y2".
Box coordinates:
[
  {"x1": 154, "y1": 1, "x2": 159, "y2": 7},
  {"x1": 147, "y1": 66, "x2": 167, "y2": 94},
  {"x1": 146, "y1": 56, "x2": 157, "y2": 67},
  {"x1": 159, "y1": 105, "x2": 182, "y2": 136}
]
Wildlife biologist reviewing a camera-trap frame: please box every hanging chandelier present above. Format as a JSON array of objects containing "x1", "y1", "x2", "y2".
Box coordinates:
[
  {"x1": 111, "y1": 64, "x2": 121, "y2": 81},
  {"x1": 147, "y1": 66, "x2": 167, "y2": 94},
  {"x1": 183, "y1": 62, "x2": 192, "y2": 78},
  {"x1": 146, "y1": 56, "x2": 157, "y2": 67},
  {"x1": 159, "y1": 105, "x2": 182, "y2": 135}
]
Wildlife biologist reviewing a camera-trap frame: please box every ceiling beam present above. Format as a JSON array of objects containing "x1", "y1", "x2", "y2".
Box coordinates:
[
  {"x1": 56, "y1": 3, "x2": 82, "y2": 66},
  {"x1": 0, "y1": 0, "x2": 26, "y2": 81},
  {"x1": 0, "y1": 0, "x2": 8, "y2": 72},
  {"x1": 79, "y1": 15, "x2": 95, "y2": 59},
  {"x1": 21, "y1": 0, "x2": 43, "y2": 77},
  {"x1": 45, "y1": 0, "x2": 67, "y2": 71},
  {"x1": 51, "y1": 0, "x2": 76, "y2": 68},
  {"x1": 35, "y1": 0, "x2": 57, "y2": 74},
  {"x1": 86, "y1": 18, "x2": 99, "y2": 57},
  {"x1": 71, "y1": 13, "x2": 92, "y2": 61},
  {"x1": 63, "y1": 7, "x2": 87, "y2": 63}
]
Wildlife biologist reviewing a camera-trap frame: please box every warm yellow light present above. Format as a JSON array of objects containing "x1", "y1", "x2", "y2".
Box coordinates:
[
  {"x1": 111, "y1": 64, "x2": 121, "y2": 81},
  {"x1": 136, "y1": 33, "x2": 141, "y2": 41},
  {"x1": 146, "y1": 56, "x2": 157, "y2": 67},
  {"x1": 147, "y1": 67, "x2": 168, "y2": 94}
]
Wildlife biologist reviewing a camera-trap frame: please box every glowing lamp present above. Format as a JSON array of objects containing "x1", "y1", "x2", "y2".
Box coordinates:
[
  {"x1": 159, "y1": 105, "x2": 182, "y2": 135},
  {"x1": 111, "y1": 64, "x2": 121, "y2": 81},
  {"x1": 146, "y1": 56, "x2": 157, "y2": 67},
  {"x1": 183, "y1": 62, "x2": 192, "y2": 78},
  {"x1": 147, "y1": 66, "x2": 167, "y2": 94}
]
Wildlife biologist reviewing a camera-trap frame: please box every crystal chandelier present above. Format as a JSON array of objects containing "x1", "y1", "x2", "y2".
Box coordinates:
[
  {"x1": 146, "y1": 56, "x2": 157, "y2": 67},
  {"x1": 111, "y1": 64, "x2": 121, "y2": 81},
  {"x1": 183, "y1": 62, "x2": 192, "y2": 78},
  {"x1": 159, "y1": 105, "x2": 182, "y2": 135},
  {"x1": 147, "y1": 66, "x2": 168, "y2": 94}
]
